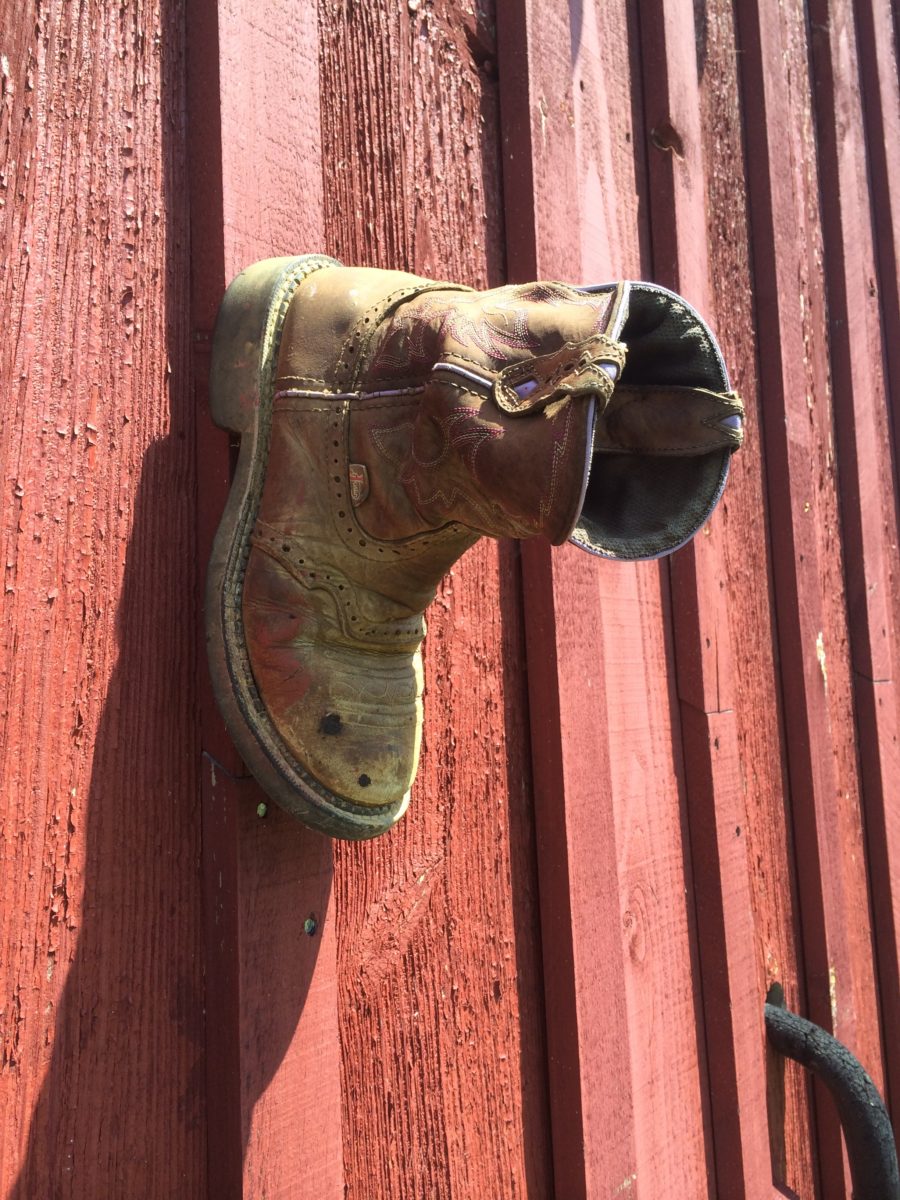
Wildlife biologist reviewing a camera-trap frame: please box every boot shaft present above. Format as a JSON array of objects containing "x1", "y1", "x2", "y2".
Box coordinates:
[{"x1": 275, "y1": 268, "x2": 629, "y2": 553}]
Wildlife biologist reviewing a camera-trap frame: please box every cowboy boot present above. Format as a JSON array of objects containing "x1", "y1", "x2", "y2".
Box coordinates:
[{"x1": 206, "y1": 256, "x2": 742, "y2": 839}]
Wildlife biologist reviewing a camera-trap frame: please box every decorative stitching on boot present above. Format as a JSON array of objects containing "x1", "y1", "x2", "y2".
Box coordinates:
[
  {"x1": 382, "y1": 396, "x2": 545, "y2": 539},
  {"x1": 339, "y1": 283, "x2": 476, "y2": 390},
  {"x1": 250, "y1": 523, "x2": 427, "y2": 645},
  {"x1": 370, "y1": 418, "x2": 415, "y2": 467},
  {"x1": 271, "y1": 402, "x2": 333, "y2": 413},
  {"x1": 538, "y1": 400, "x2": 574, "y2": 532},
  {"x1": 365, "y1": 286, "x2": 613, "y2": 382},
  {"x1": 337, "y1": 285, "x2": 428, "y2": 387},
  {"x1": 326, "y1": 402, "x2": 472, "y2": 562},
  {"x1": 275, "y1": 374, "x2": 334, "y2": 387},
  {"x1": 210, "y1": 254, "x2": 407, "y2": 824},
  {"x1": 439, "y1": 350, "x2": 516, "y2": 374},
  {"x1": 275, "y1": 386, "x2": 426, "y2": 405}
]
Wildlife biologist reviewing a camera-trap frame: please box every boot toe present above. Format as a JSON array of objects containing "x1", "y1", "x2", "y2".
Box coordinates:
[
  {"x1": 273, "y1": 642, "x2": 422, "y2": 812},
  {"x1": 242, "y1": 548, "x2": 422, "y2": 826}
]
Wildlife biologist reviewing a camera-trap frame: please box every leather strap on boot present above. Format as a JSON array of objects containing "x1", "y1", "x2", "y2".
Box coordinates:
[
  {"x1": 493, "y1": 333, "x2": 627, "y2": 415},
  {"x1": 593, "y1": 385, "x2": 744, "y2": 456}
]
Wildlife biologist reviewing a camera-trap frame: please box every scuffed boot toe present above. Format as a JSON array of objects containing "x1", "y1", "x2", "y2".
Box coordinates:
[{"x1": 242, "y1": 546, "x2": 420, "y2": 830}]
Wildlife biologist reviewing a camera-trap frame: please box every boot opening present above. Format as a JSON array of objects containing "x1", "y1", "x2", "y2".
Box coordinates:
[{"x1": 570, "y1": 283, "x2": 733, "y2": 560}]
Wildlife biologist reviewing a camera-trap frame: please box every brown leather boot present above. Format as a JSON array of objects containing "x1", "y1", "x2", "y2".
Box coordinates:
[{"x1": 207, "y1": 256, "x2": 742, "y2": 838}]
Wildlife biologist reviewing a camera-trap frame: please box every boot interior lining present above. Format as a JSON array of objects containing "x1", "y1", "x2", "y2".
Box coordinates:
[{"x1": 571, "y1": 284, "x2": 731, "y2": 560}]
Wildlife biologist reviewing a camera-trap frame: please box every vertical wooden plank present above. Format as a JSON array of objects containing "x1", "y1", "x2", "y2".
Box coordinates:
[
  {"x1": 637, "y1": 3, "x2": 775, "y2": 1194},
  {"x1": 591, "y1": 559, "x2": 710, "y2": 1195},
  {"x1": 736, "y1": 2, "x2": 885, "y2": 1194},
  {"x1": 187, "y1": 0, "x2": 343, "y2": 1194},
  {"x1": 854, "y1": 1, "x2": 900, "y2": 490},
  {"x1": 498, "y1": 14, "x2": 616, "y2": 1192},
  {"x1": 518, "y1": 544, "x2": 637, "y2": 1198},
  {"x1": 808, "y1": 0, "x2": 900, "y2": 1113},
  {"x1": 237, "y1": 808, "x2": 339, "y2": 1199},
  {"x1": 318, "y1": 2, "x2": 554, "y2": 1197},
  {"x1": 851, "y1": 0, "x2": 900, "y2": 1108},
  {"x1": 498, "y1": 1, "x2": 711, "y2": 1194},
  {"x1": 498, "y1": 8, "x2": 636, "y2": 1191},
  {"x1": 0, "y1": 0, "x2": 206, "y2": 1194},
  {"x1": 186, "y1": 0, "x2": 243, "y2": 1189},
  {"x1": 694, "y1": 4, "x2": 820, "y2": 1192}
]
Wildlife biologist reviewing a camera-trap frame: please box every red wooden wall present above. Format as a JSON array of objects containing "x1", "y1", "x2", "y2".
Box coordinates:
[{"x1": 2, "y1": 0, "x2": 899, "y2": 1196}]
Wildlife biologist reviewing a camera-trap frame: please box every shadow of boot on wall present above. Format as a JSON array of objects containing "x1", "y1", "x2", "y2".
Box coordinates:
[
  {"x1": 7, "y1": 434, "x2": 206, "y2": 1198},
  {"x1": 7, "y1": 435, "x2": 331, "y2": 1198}
]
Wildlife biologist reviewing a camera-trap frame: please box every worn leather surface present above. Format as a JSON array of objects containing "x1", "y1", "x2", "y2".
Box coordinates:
[
  {"x1": 593, "y1": 384, "x2": 744, "y2": 455},
  {"x1": 240, "y1": 266, "x2": 742, "y2": 810},
  {"x1": 243, "y1": 268, "x2": 624, "y2": 809}
]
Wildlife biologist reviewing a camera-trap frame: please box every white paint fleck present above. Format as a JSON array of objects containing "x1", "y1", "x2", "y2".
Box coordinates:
[
  {"x1": 829, "y1": 965, "x2": 838, "y2": 1025},
  {"x1": 816, "y1": 631, "x2": 827, "y2": 687},
  {"x1": 538, "y1": 96, "x2": 549, "y2": 146}
]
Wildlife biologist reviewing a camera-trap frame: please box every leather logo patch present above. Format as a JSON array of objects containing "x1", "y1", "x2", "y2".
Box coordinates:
[{"x1": 349, "y1": 463, "x2": 369, "y2": 506}]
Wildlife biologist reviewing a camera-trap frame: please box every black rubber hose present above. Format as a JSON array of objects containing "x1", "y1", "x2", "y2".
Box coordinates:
[{"x1": 764, "y1": 984, "x2": 899, "y2": 1200}]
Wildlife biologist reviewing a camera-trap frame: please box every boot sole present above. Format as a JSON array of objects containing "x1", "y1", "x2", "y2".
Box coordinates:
[{"x1": 205, "y1": 254, "x2": 411, "y2": 839}]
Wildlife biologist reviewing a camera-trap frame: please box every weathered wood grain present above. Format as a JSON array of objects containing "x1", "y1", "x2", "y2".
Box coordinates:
[
  {"x1": 498, "y1": 6, "x2": 638, "y2": 1190},
  {"x1": 517, "y1": 542, "x2": 638, "y2": 1197},
  {"x1": 808, "y1": 0, "x2": 900, "y2": 1119},
  {"x1": 500, "y1": 1, "x2": 711, "y2": 1194},
  {"x1": 187, "y1": 0, "x2": 343, "y2": 1194},
  {"x1": 737, "y1": 2, "x2": 885, "y2": 1194},
  {"x1": 849, "y1": 0, "x2": 900, "y2": 1111},
  {"x1": 638, "y1": 3, "x2": 776, "y2": 1194},
  {"x1": 237, "y1": 807, "x2": 340, "y2": 1200},
  {"x1": 854, "y1": 0, "x2": 900, "y2": 500},
  {"x1": 318, "y1": 2, "x2": 553, "y2": 1197},
  {"x1": 319, "y1": 0, "x2": 505, "y2": 285},
  {"x1": 3, "y1": 0, "x2": 898, "y2": 1194},
  {"x1": 695, "y1": 4, "x2": 819, "y2": 1193},
  {"x1": 0, "y1": 0, "x2": 205, "y2": 1193},
  {"x1": 567, "y1": 11, "x2": 713, "y2": 1194}
]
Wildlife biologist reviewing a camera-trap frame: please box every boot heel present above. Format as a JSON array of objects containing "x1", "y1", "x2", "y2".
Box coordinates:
[{"x1": 209, "y1": 254, "x2": 338, "y2": 434}]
